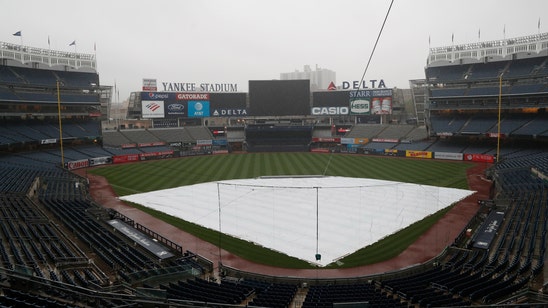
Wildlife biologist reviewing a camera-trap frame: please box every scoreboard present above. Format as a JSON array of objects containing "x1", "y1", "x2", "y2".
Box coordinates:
[
  {"x1": 137, "y1": 83, "x2": 392, "y2": 118},
  {"x1": 249, "y1": 80, "x2": 310, "y2": 116}
]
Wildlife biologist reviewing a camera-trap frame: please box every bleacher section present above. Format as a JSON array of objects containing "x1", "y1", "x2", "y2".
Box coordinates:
[
  {"x1": 376, "y1": 124, "x2": 415, "y2": 140},
  {"x1": 511, "y1": 115, "x2": 548, "y2": 136},
  {"x1": 429, "y1": 115, "x2": 469, "y2": 135},
  {"x1": 185, "y1": 126, "x2": 214, "y2": 140},
  {"x1": 118, "y1": 129, "x2": 160, "y2": 144},
  {"x1": 375, "y1": 161, "x2": 547, "y2": 305},
  {"x1": 394, "y1": 140, "x2": 434, "y2": 151},
  {"x1": 428, "y1": 112, "x2": 548, "y2": 138},
  {"x1": 461, "y1": 114, "x2": 498, "y2": 135},
  {"x1": 101, "y1": 130, "x2": 132, "y2": 146},
  {"x1": 486, "y1": 114, "x2": 536, "y2": 135},
  {"x1": 0, "y1": 120, "x2": 100, "y2": 147},
  {"x1": 404, "y1": 125, "x2": 428, "y2": 141},
  {"x1": 303, "y1": 283, "x2": 405, "y2": 307},
  {"x1": 427, "y1": 140, "x2": 468, "y2": 153},
  {"x1": 149, "y1": 127, "x2": 194, "y2": 143},
  {"x1": 0, "y1": 65, "x2": 99, "y2": 89},
  {"x1": 102, "y1": 127, "x2": 214, "y2": 147},
  {"x1": 346, "y1": 124, "x2": 387, "y2": 138},
  {"x1": 426, "y1": 56, "x2": 548, "y2": 84}
]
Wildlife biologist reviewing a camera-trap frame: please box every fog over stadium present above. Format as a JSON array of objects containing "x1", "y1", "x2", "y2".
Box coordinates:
[{"x1": 2, "y1": 0, "x2": 547, "y2": 100}]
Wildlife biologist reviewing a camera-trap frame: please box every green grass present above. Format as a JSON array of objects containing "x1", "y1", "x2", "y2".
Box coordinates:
[{"x1": 89, "y1": 153, "x2": 473, "y2": 268}]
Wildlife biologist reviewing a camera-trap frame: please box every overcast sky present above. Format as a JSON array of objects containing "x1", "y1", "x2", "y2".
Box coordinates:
[{"x1": 2, "y1": 0, "x2": 547, "y2": 100}]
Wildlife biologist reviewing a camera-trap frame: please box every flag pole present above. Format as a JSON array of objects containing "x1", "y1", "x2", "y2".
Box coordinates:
[
  {"x1": 48, "y1": 36, "x2": 51, "y2": 66},
  {"x1": 13, "y1": 31, "x2": 24, "y2": 63},
  {"x1": 57, "y1": 80, "x2": 65, "y2": 167}
]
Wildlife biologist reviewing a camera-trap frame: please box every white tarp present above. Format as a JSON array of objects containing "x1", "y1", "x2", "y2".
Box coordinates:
[{"x1": 121, "y1": 176, "x2": 474, "y2": 266}]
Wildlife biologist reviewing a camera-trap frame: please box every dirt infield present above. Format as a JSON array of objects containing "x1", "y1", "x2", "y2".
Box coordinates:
[{"x1": 76, "y1": 161, "x2": 491, "y2": 279}]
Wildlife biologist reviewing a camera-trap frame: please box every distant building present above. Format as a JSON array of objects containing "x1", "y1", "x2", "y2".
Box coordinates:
[{"x1": 280, "y1": 65, "x2": 336, "y2": 91}]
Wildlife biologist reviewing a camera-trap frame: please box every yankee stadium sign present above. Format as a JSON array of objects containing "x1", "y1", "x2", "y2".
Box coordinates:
[{"x1": 162, "y1": 82, "x2": 238, "y2": 92}]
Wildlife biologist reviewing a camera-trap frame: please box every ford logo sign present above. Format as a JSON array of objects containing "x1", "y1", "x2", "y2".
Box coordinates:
[{"x1": 168, "y1": 104, "x2": 185, "y2": 111}]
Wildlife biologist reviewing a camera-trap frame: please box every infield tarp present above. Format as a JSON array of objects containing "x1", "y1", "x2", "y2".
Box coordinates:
[{"x1": 121, "y1": 176, "x2": 474, "y2": 266}]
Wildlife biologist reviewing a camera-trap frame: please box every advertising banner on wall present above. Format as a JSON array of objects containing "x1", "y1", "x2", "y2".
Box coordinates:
[
  {"x1": 212, "y1": 139, "x2": 228, "y2": 146},
  {"x1": 312, "y1": 137, "x2": 341, "y2": 143},
  {"x1": 464, "y1": 153, "x2": 495, "y2": 163},
  {"x1": 113, "y1": 154, "x2": 140, "y2": 164},
  {"x1": 349, "y1": 99, "x2": 370, "y2": 115},
  {"x1": 310, "y1": 106, "x2": 349, "y2": 116},
  {"x1": 165, "y1": 102, "x2": 186, "y2": 117},
  {"x1": 41, "y1": 138, "x2": 57, "y2": 145},
  {"x1": 176, "y1": 93, "x2": 210, "y2": 100},
  {"x1": 351, "y1": 138, "x2": 369, "y2": 144},
  {"x1": 370, "y1": 97, "x2": 393, "y2": 115},
  {"x1": 141, "y1": 92, "x2": 172, "y2": 101},
  {"x1": 139, "y1": 150, "x2": 174, "y2": 161},
  {"x1": 349, "y1": 89, "x2": 393, "y2": 115},
  {"x1": 434, "y1": 152, "x2": 464, "y2": 161},
  {"x1": 142, "y1": 79, "x2": 157, "y2": 91},
  {"x1": 89, "y1": 156, "x2": 112, "y2": 166},
  {"x1": 405, "y1": 150, "x2": 433, "y2": 159},
  {"x1": 66, "y1": 159, "x2": 90, "y2": 170},
  {"x1": 142, "y1": 101, "x2": 165, "y2": 118},
  {"x1": 311, "y1": 148, "x2": 331, "y2": 153},
  {"x1": 196, "y1": 139, "x2": 213, "y2": 146},
  {"x1": 211, "y1": 108, "x2": 248, "y2": 117},
  {"x1": 187, "y1": 101, "x2": 210, "y2": 118},
  {"x1": 138, "y1": 142, "x2": 167, "y2": 148},
  {"x1": 372, "y1": 138, "x2": 399, "y2": 143}
]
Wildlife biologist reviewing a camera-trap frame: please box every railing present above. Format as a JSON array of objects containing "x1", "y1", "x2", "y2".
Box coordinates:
[
  {"x1": 1, "y1": 41, "x2": 96, "y2": 70},
  {"x1": 428, "y1": 32, "x2": 548, "y2": 65}
]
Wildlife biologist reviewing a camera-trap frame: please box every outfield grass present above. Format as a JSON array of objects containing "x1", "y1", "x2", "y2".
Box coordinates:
[{"x1": 89, "y1": 153, "x2": 473, "y2": 268}]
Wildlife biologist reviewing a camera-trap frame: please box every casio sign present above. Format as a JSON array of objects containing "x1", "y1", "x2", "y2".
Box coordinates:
[
  {"x1": 167, "y1": 104, "x2": 185, "y2": 111},
  {"x1": 311, "y1": 107, "x2": 349, "y2": 115},
  {"x1": 350, "y1": 99, "x2": 370, "y2": 114}
]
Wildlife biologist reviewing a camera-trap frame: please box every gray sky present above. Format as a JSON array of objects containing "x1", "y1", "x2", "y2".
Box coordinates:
[{"x1": 2, "y1": 0, "x2": 547, "y2": 100}]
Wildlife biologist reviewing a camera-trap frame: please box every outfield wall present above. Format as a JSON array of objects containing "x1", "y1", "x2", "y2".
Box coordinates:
[{"x1": 65, "y1": 144, "x2": 494, "y2": 171}]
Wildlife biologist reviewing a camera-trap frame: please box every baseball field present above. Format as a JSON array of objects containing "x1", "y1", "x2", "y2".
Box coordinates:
[{"x1": 89, "y1": 152, "x2": 473, "y2": 268}]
